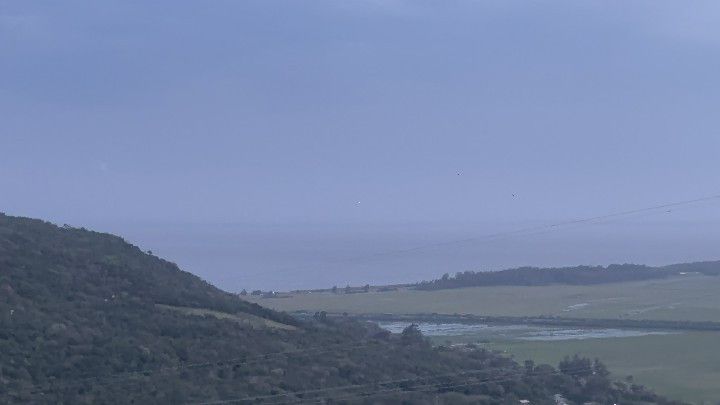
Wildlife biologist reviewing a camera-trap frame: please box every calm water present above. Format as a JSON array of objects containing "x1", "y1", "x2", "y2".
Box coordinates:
[
  {"x1": 377, "y1": 322, "x2": 674, "y2": 341},
  {"x1": 97, "y1": 221, "x2": 720, "y2": 292}
]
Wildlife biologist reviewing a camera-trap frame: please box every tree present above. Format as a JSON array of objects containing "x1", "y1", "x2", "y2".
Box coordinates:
[
  {"x1": 401, "y1": 324, "x2": 425, "y2": 346},
  {"x1": 593, "y1": 358, "x2": 610, "y2": 377},
  {"x1": 559, "y1": 354, "x2": 593, "y2": 377}
]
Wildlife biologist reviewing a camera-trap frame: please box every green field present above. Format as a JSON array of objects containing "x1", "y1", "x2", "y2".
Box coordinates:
[
  {"x1": 476, "y1": 332, "x2": 720, "y2": 405},
  {"x1": 251, "y1": 275, "x2": 720, "y2": 404},
  {"x1": 255, "y1": 275, "x2": 720, "y2": 321}
]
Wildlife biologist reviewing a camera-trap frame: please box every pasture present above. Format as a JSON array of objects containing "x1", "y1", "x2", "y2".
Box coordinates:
[
  {"x1": 477, "y1": 332, "x2": 720, "y2": 404},
  {"x1": 251, "y1": 275, "x2": 720, "y2": 403},
  {"x1": 255, "y1": 275, "x2": 720, "y2": 322}
]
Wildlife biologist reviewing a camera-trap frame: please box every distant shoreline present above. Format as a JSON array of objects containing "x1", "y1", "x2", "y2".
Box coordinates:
[{"x1": 247, "y1": 260, "x2": 720, "y2": 296}]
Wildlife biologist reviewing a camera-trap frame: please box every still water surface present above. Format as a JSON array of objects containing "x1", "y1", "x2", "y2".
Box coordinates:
[{"x1": 377, "y1": 322, "x2": 674, "y2": 341}]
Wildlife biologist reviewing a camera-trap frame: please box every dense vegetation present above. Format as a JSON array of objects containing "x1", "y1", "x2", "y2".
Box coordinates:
[
  {"x1": 416, "y1": 262, "x2": 720, "y2": 291},
  {"x1": 0, "y1": 214, "x2": 683, "y2": 404}
]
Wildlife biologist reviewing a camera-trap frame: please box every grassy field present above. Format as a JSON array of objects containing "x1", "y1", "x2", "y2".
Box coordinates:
[
  {"x1": 250, "y1": 275, "x2": 720, "y2": 403},
  {"x1": 155, "y1": 304, "x2": 297, "y2": 330},
  {"x1": 474, "y1": 332, "x2": 720, "y2": 405},
  {"x1": 254, "y1": 275, "x2": 720, "y2": 322}
]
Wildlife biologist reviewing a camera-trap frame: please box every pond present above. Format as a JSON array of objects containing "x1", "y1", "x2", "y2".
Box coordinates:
[{"x1": 377, "y1": 321, "x2": 674, "y2": 341}]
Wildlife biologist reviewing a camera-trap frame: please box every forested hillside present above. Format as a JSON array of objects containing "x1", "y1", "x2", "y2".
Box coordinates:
[
  {"x1": 416, "y1": 262, "x2": 720, "y2": 291},
  {"x1": 0, "y1": 214, "x2": 682, "y2": 404}
]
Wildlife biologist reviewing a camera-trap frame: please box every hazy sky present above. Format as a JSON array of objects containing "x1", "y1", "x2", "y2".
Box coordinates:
[
  {"x1": 3, "y1": 1, "x2": 720, "y2": 289},
  {"x1": 3, "y1": 0, "x2": 720, "y2": 226}
]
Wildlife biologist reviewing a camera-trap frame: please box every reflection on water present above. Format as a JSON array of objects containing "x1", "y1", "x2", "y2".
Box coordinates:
[{"x1": 377, "y1": 321, "x2": 674, "y2": 341}]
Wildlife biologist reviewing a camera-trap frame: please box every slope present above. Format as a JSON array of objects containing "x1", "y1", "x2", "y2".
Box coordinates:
[{"x1": 0, "y1": 214, "x2": 681, "y2": 404}]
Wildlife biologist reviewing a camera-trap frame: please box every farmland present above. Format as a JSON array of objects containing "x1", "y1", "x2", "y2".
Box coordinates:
[
  {"x1": 254, "y1": 274, "x2": 720, "y2": 321},
  {"x1": 477, "y1": 332, "x2": 720, "y2": 404},
  {"x1": 251, "y1": 274, "x2": 720, "y2": 404}
]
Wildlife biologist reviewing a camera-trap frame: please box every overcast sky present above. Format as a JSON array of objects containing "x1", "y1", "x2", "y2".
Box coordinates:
[{"x1": 3, "y1": 0, "x2": 720, "y2": 228}]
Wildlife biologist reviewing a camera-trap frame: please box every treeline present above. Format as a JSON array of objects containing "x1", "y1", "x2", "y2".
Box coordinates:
[
  {"x1": 416, "y1": 262, "x2": 720, "y2": 291},
  {"x1": 0, "y1": 214, "x2": 686, "y2": 404},
  {"x1": 662, "y1": 261, "x2": 720, "y2": 276}
]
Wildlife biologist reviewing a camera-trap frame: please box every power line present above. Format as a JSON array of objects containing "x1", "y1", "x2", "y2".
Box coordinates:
[
  {"x1": 341, "y1": 193, "x2": 720, "y2": 264},
  {"x1": 198, "y1": 363, "x2": 598, "y2": 405},
  {"x1": 18, "y1": 196, "x2": 674, "y2": 397},
  {"x1": 293, "y1": 365, "x2": 597, "y2": 405},
  {"x1": 290, "y1": 365, "x2": 596, "y2": 405},
  {"x1": 190, "y1": 366, "x2": 504, "y2": 405},
  {"x1": 15, "y1": 341, "x2": 380, "y2": 398},
  {"x1": 15, "y1": 326, "x2": 599, "y2": 404},
  {"x1": 195, "y1": 358, "x2": 600, "y2": 405},
  {"x1": 12, "y1": 195, "x2": 718, "y2": 401}
]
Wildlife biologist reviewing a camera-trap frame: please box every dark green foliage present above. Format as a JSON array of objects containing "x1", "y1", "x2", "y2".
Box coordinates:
[
  {"x1": 416, "y1": 262, "x2": 720, "y2": 290},
  {"x1": 662, "y1": 261, "x2": 720, "y2": 276},
  {"x1": 0, "y1": 214, "x2": 685, "y2": 404},
  {"x1": 400, "y1": 324, "x2": 427, "y2": 347}
]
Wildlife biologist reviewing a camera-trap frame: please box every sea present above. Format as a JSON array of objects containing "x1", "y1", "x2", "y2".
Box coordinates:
[{"x1": 96, "y1": 220, "x2": 720, "y2": 292}]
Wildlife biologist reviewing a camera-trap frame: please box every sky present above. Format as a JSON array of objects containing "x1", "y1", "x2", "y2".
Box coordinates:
[{"x1": 2, "y1": 1, "x2": 720, "y2": 290}]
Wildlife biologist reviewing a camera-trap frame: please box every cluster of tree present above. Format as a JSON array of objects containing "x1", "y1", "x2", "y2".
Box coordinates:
[
  {"x1": 0, "y1": 214, "x2": 684, "y2": 404},
  {"x1": 415, "y1": 262, "x2": 720, "y2": 290},
  {"x1": 662, "y1": 261, "x2": 720, "y2": 276},
  {"x1": 329, "y1": 284, "x2": 371, "y2": 294},
  {"x1": 241, "y1": 290, "x2": 280, "y2": 298}
]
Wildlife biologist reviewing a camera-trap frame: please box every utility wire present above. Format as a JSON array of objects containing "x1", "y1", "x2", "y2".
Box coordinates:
[
  {"x1": 14, "y1": 195, "x2": 719, "y2": 400},
  {"x1": 191, "y1": 366, "x2": 508, "y2": 405},
  {"x1": 198, "y1": 363, "x2": 598, "y2": 405},
  {"x1": 293, "y1": 365, "x2": 597, "y2": 405},
  {"x1": 16, "y1": 341, "x2": 379, "y2": 398},
  {"x1": 290, "y1": 365, "x2": 597, "y2": 405},
  {"x1": 330, "y1": 193, "x2": 720, "y2": 267}
]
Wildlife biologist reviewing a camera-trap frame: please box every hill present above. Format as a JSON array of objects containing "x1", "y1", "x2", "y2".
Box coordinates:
[
  {"x1": 415, "y1": 262, "x2": 720, "y2": 291},
  {"x1": 0, "y1": 213, "x2": 681, "y2": 404}
]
